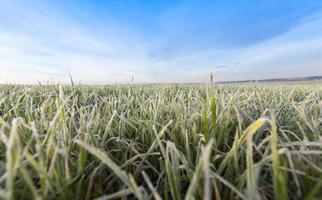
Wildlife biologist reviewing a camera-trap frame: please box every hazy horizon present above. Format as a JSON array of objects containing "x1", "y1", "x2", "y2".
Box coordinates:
[{"x1": 1, "y1": 0, "x2": 322, "y2": 84}]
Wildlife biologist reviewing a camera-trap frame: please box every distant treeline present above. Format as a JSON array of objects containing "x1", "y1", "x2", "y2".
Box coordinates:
[{"x1": 218, "y1": 76, "x2": 322, "y2": 84}]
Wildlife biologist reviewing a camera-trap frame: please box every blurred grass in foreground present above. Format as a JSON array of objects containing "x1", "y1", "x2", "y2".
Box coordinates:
[{"x1": 0, "y1": 82, "x2": 321, "y2": 199}]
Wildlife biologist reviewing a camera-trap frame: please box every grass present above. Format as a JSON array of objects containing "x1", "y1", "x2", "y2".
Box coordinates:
[{"x1": 0, "y1": 82, "x2": 321, "y2": 199}]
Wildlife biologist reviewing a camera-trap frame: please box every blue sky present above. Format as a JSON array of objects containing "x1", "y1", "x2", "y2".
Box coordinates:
[{"x1": 1, "y1": 0, "x2": 322, "y2": 83}]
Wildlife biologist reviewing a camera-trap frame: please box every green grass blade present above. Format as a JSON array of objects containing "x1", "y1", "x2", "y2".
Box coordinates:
[
  {"x1": 74, "y1": 140, "x2": 145, "y2": 200},
  {"x1": 270, "y1": 118, "x2": 288, "y2": 200}
]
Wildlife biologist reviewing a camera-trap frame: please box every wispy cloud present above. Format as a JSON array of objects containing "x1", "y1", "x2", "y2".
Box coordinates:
[
  {"x1": 215, "y1": 65, "x2": 229, "y2": 69},
  {"x1": 0, "y1": 1, "x2": 322, "y2": 83},
  {"x1": 0, "y1": 1, "x2": 151, "y2": 83},
  {"x1": 148, "y1": 13, "x2": 322, "y2": 82}
]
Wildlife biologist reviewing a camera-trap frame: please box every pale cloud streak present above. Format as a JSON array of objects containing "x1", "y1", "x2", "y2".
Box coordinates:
[
  {"x1": 0, "y1": 1, "x2": 321, "y2": 84},
  {"x1": 0, "y1": 1, "x2": 153, "y2": 84},
  {"x1": 148, "y1": 14, "x2": 322, "y2": 83}
]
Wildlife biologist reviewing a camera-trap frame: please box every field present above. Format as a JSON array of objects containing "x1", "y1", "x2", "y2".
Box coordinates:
[{"x1": 0, "y1": 83, "x2": 321, "y2": 200}]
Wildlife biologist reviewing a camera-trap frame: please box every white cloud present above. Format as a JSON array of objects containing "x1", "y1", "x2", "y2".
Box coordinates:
[
  {"x1": 149, "y1": 14, "x2": 322, "y2": 82},
  {"x1": 0, "y1": 1, "x2": 154, "y2": 84},
  {"x1": 0, "y1": 1, "x2": 321, "y2": 84}
]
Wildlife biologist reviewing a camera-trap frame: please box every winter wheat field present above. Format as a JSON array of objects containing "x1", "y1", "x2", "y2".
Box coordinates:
[{"x1": 0, "y1": 82, "x2": 320, "y2": 200}]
